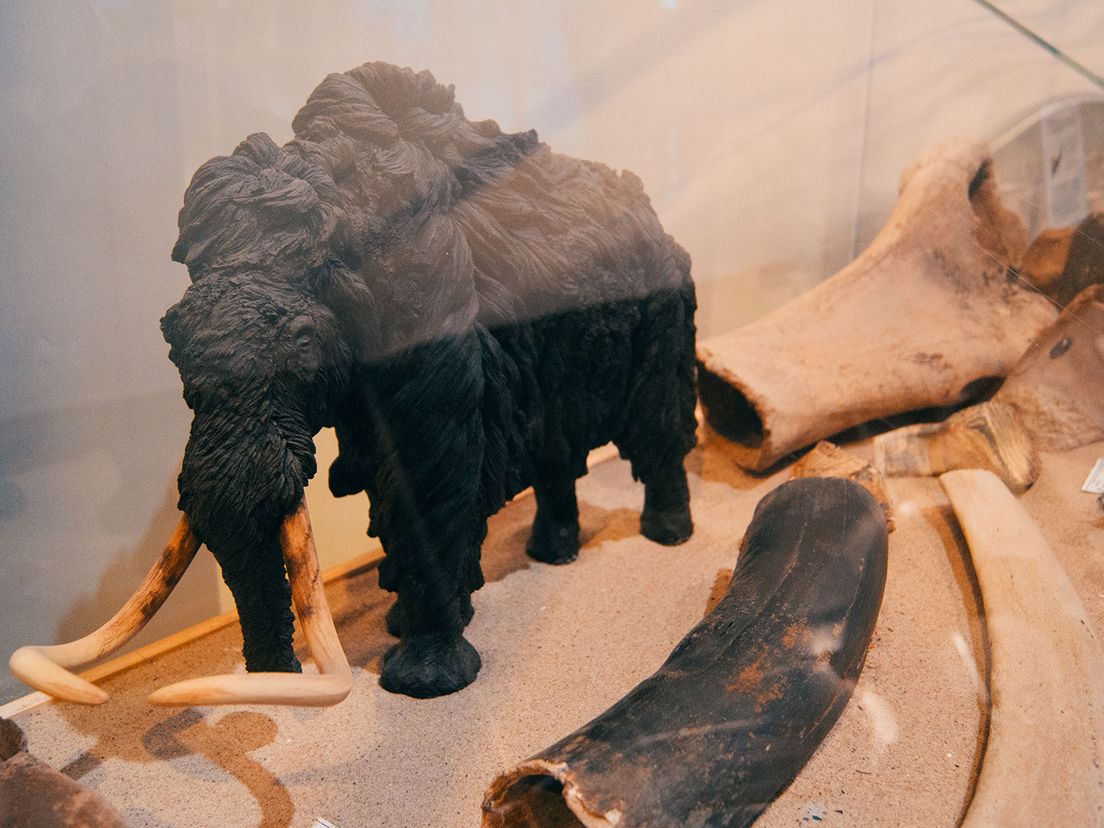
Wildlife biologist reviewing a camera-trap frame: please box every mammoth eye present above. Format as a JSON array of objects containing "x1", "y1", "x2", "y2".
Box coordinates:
[{"x1": 289, "y1": 316, "x2": 315, "y2": 349}]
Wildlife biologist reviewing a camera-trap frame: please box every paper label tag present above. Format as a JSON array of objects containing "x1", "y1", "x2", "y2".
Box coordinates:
[
  {"x1": 1040, "y1": 103, "x2": 1089, "y2": 228},
  {"x1": 1081, "y1": 457, "x2": 1104, "y2": 494}
]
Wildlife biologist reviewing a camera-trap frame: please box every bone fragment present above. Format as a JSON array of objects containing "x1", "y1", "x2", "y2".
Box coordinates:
[
  {"x1": 148, "y1": 500, "x2": 352, "y2": 706},
  {"x1": 0, "y1": 717, "x2": 126, "y2": 827},
  {"x1": 483, "y1": 478, "x2": 887, "y2": 827},
  {"x1": 875, "y1": 284, "x2": 1104, "y2": 490},
  {"x1": 873, "y1": 400, "x2": 1039, "y2": 494},
  {"x1": 697, "y1": 140, "x2": 1055, "y2": 471},
  {"x1": 1019, "y1": 213, "x2": 1104, "y2": 306},
  {"x1": 8, "y1": 518, "x2": 200, "y2": 704},
  {"x1": 994, "y1": 283, "x2": 1104, "y2": 451},
  {"x1": 791, "y1": 440, "x2": 895, "y2": 530},
  {"x1": 940, "y1": 470, "x2": 1104, "y2": 827}
]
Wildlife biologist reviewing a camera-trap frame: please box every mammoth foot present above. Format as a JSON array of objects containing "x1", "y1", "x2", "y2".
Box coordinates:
[
  {"x1": 385, "y1": 596, "x2": 475, "y2": 638},
  {"x1": 380, "y1": 632, "x2": 481, "y2": 699},
  {"x1": 525, "y1": 515, "x2": 580, "y2": 565},
  {"x1": 641, "y1": 505, "x2": 693, "y2": 546}
]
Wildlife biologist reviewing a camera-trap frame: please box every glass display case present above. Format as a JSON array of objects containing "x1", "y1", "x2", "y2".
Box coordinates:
[{"x1": 1, "y1": 2, "x2": 1101, "y2": 826}]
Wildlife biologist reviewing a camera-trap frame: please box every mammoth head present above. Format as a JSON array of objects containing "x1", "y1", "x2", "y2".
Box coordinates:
[{"x1": 160, "y1": 271, "x2": 353, "y2": 555}]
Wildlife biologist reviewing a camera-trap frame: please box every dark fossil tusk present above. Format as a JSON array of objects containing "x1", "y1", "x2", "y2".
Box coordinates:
[{"x1": 482, "y1": 477, "x2": 889, "y2": 827}]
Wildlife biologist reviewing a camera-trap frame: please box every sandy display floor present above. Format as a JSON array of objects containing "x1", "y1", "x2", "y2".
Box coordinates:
[{"x1": 9, "y1": 433, "x2": 1104, "y2": 827}]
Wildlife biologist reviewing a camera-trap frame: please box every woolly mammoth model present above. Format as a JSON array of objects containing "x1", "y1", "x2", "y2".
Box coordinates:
[{"x1": 11, "y1": 62, "x2": 697, "y2": 703}]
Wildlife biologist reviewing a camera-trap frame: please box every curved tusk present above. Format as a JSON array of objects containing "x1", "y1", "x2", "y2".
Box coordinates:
[
  {"x1": 8, "y1": 518, "x2": 201, "y2": 704},
  {"x1": 148, "y1": 500, "x2": 352, "y2": 707},
  {"x1": 941, "y1": 470, "x2": 1104, "y2": 826}
]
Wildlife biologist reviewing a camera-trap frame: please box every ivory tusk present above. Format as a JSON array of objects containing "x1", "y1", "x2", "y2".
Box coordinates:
[
  {"x1": 940, "y1": 470, "x2": 1104, "y2": 826},
  {"x1": 148, "y1": 500, "x2": 352, "y2": 707},
  {"x1": 8, "y1": 518, "x2": 201, "y2": 705}
]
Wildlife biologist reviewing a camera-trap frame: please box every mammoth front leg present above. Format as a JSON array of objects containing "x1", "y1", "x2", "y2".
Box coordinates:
[
  {"x1": 640, "y1": 460, "x2": 693, "y2": 546},
  {"x1": 368, "y1": 334, "x2": 487, "y2": 698}
]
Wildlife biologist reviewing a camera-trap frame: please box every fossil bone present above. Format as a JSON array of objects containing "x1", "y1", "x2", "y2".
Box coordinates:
[
  {"x1": 940, "y1": 470, "x2": 1104, "y2": 827},
  {"x1": 482, "y1": 478, "x2": 887, "y2": 827},
  {"x1": 875, "y1": 284, "x2": 1104, "y2": 490},
  {"x1": 9, "y1": 501, "x2": 351, "y2": 707},
  {"x1": 1, "y1": 716, "x2": 125, "y2": 827},
  {"x1": 697, "y1": 140, "x2": 1055, "y2": 471}
]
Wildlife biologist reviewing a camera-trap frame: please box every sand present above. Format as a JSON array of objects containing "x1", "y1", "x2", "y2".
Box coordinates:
[{"x1": 9, "y1": 434, "x2": 1104, "y2": 827}]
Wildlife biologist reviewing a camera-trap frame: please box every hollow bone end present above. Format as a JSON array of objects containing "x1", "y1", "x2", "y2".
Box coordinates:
[{"x1": 483, "y1": 761, "x2": 622, "y2": 828}]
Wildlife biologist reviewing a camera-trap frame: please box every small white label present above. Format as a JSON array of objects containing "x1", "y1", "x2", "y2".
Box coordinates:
[
  {"x1": 1081, "y1": 457, "x2": 1104, "y2": 494},
  {"x1": 1040, "y1": 104, "x2": 1089, "y2": 228}
]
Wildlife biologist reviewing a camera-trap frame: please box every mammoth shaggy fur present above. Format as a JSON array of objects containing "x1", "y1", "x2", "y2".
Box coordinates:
[{"x1": 162, "y1": 62, "x2": 697, "y2": 698}]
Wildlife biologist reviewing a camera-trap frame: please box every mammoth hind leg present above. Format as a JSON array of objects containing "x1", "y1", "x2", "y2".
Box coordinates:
[
  {"x1": 526, "y1": 471, "x2": 581, "y2": 565},
  {"x1": 639, "y1": 460, "x2": 692, "y2": 546},
  {"x1": 214, "y1": 539, "x2": 301, "y2": 673}
]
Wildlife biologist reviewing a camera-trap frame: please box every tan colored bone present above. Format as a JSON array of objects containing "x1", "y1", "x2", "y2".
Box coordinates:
[
  {"x1": 875, "y1": 284, "x2": 1104, "y2": 491},
  {"x1": 9, "y1": 501, "x2": 352, "y2": 707},
  {"x1": 873, "y1": 399, "x2": 1039, "y2": 494},
  {"x1": 940, "y1": 470, "x2": 1104, "y2": 827},
  {"x1": 995, "y1": 283, "x2": 1104, "y2": 451},
  {"x1": 697, "y1": 140, "x2": 1055, "y2": 471}
]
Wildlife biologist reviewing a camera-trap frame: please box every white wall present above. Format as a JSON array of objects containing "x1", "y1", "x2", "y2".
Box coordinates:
[{"x1": 2, "y1": 0, "x2": 1101, "y2": 704}]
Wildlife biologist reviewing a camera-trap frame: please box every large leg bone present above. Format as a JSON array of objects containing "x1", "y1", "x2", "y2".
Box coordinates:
[
  {"x1": 875, "y1": 284, "x2": 1104, "y2": 490},
  {"x1": 482, "y1": 478, "x2": 887, "y2": 827},
  {"x1": 940, "y1": 470, "x2": 1104, "y2": 827},
  {"x1": 697, "y1": 140, "x2": 1055, "y2": 471},
  {"x1": 8, "y1": 501, "x2": 352, "y2": 707}
]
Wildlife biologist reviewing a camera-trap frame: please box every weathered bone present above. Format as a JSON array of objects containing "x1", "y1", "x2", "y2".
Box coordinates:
[
  {"x1": 940, "y1": 470, "x2": 1104, "y2": 826},
  {"x1": 697, "y1": 140, "x2": 1055, "y2": 471},
  {"x1": 1019, "y1": 213, "x2": 1104, "y2": 306},
  {"x1": 875, "y1": 284, "x2": 1104, "y2": 490},
  {"x1": 148, "y1": 500, "x2": 352, "y2": 706},
  {"x1": 1, "y1": 716, "x2": 126, "y2": 827},
  {"x1": 790, "y1": 440, "x2": 895, "y2": 530},
  {"x1": 873, "y1": 399, "x2": 1039, "y2": 494},
  {"x1": 8, "y1": 518, "x2": 201, "y2": 704},
  {"x1": 482, "y1": 478, "x2": 887, "y2": 827},
  {"x1": 9, "y1": 501, "x2": 351, "y2": 707}
]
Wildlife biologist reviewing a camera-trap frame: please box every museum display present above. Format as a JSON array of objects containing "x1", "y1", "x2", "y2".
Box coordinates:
[
  {"x1": 482, "y1": 477, "x2": 888, "y2": 828},
  {"x1": 875, "y1": 283, "x2": 1104, "y2": 491},
  {"x1": 940, "y1": 470, "x2": 1104, "y2": 827},
  {"x1": 696, "y1": 139, "x2": 1056, "y2": 471},
  {"x1": 9, "y1": 61, "x2": 698, "y2": 705},
  {"x1": 0, "y1": 717, "x2": 125, "y2": 827}
]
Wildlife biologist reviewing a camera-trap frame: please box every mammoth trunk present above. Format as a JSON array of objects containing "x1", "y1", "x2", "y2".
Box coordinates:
[{"x1": 178, "y1": 402, "x2": 318, "y2": 673}]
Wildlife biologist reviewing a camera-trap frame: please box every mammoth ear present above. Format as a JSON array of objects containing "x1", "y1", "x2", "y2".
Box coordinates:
[{"x1": 305, "y1": 259, "x2": 382, "y2": 359}]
